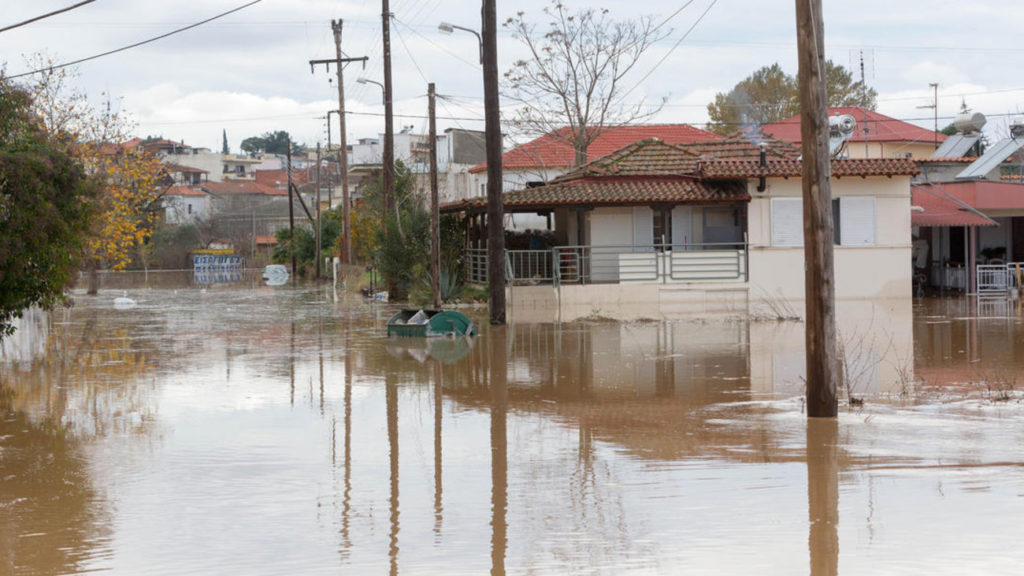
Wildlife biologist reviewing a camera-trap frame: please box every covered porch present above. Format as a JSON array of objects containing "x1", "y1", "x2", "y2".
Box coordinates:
[
  {"x1": 449, "y1": 180, "x2": 751, "y2": 288},
  {"x1": 912, "y1": 181, "x2": 1024, "y2": 294}
]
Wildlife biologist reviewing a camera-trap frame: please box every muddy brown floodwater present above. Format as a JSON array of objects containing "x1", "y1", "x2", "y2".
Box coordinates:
[{"x1": 2, "y1": 272, "x2": 1024, "y2": 575}]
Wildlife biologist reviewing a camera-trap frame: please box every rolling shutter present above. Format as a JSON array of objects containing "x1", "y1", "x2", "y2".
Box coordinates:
[
  {"x1": 839, "y1": 197, "x2": 876, "y2": 246},
  {"x1": 770, "y1": 198, "x2": 803, "y2": 247}
]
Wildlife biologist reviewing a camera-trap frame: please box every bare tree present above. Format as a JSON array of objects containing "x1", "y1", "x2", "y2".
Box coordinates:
[{"x1": 503, "y1": 1, "x2": 668, "y2": 167}]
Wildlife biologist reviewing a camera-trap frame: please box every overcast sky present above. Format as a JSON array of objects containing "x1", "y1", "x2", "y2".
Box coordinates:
[{"x1": 3, "y1": 0, "x2": 1023, "y2": 152}]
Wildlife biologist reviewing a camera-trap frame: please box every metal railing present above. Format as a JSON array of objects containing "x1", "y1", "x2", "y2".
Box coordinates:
[
  {"x1": 977, "y1": 262, "x2": 1024, "y2": 299},
  {"x1": 470, "y1": 242, "x2": 748, "y2": 286}
]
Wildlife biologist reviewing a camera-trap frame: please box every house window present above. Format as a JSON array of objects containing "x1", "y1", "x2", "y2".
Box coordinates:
[
  {"x1": 652, "y1": 209, "x2": 671, "y2": 249},
  {"x1": 479, "y1": 182, "x2": 486, "y2": 197},
  {"x1": 770, "y1": 197, "x2": 876, "y2": 247},
  {"x1": 187, "y1": 203, "x2": 192, "y2": 214}
]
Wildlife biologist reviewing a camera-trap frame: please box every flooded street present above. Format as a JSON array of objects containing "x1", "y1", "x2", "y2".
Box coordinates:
[{"x1": 3, "y1": 274, "x2": 1024, "y2": 575}]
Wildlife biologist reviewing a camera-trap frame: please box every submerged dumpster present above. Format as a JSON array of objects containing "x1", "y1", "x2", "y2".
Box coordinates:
[{"x1": 386, "y1": 309, "x2": 478, "y2": 338}]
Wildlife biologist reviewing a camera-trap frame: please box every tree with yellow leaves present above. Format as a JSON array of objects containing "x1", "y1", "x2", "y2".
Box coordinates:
[{"x1": 21, "y1": 56, "x2": 166, "y2": 292}]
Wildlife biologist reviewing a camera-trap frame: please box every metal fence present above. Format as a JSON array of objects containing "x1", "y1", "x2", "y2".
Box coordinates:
[
  {"x1": 470, "y1": 243, "x2": 748, "y2": 286},
  {"x1": 976, "y1": 262, "x2": 1024, "y2": 299}
]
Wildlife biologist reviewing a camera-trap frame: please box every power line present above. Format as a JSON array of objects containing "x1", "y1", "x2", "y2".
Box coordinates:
[
  {"x1": 0, "y1": 0, "x2": 96, "y2": 34},
  {"x1": 6, "y1": 0, "x2": 264, "y2": 79},
  {"x1": 619, "y1": 0, "x2": 719, "y2": 102}
]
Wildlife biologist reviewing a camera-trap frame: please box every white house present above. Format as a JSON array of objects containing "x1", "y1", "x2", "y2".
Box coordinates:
[{"x1": 443, "y1": 134, "x2": 919, "y2": 317}]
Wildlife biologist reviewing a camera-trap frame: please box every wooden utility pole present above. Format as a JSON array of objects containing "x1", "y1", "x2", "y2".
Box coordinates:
[
  {"x1": 795, "y1": 0, "x2": 838, "y2": 418},
  {"x1": 382, "y1": 0, "x2": 395, "y2": 217},
  {"x1": 315, "y1": 142, "x2": 322, "y2": 279},
  {"x1": 287, "y1": 144, "x2": 297, "y2": 285},
  {"x1": 332, "y1": 20, "x2": 353, "y2": 265},
  {"x1": 309, "y1": 21, "x2": 366, "y2": 265},
  {"x1": 428, "y1": 83, "x2": 441, "y2": 308},
  {"x1": 482, "y1": 0, "x2": 506, "y2": 324}
]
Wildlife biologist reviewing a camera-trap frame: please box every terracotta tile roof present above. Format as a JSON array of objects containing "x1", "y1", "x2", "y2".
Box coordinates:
[
  {"x1": 441, "y1": 177, "x2": 749, "y2": 213},
  {"x1": 911, "y1": 187, "x2": 996, "y2": 227},
  {"x1": 165, "y1": 185, "x2": 206, "y2": 197},
  {"x1": 913, "y1": 181, "x2": 1024, "y2": 211},
  {"x1": 701, "y1": 157, "x2": 920, "y2": 179},
  {"x1": 762, "y1": 106, "x2": 946, "y2": 145},
  {"x1": 676, "y1": 130, "x2": 802, "y2": 161},
  {"x1": 254, "y1": 168, "x2": 312, "y2": 188},
  {"x1": 916, "y1": 157, "x2": 975, "y2": 164},
  {"x1": 201, "y1": 181, "x2": 285, "y2": 196},
  {"x1": 469, "y1": 124, "x2": 720, "y2": 174},
  {"x1": 554, "y1": 135, "x2": 800, "y2": 181}
]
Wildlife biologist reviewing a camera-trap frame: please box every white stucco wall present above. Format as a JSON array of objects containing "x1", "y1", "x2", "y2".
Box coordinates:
[
  {"x1": 746, "y1": 175, "x2": 912, "y2": 300},
  {"x1": 164, "y1": 195, "x2": 207, "y2": 224}
]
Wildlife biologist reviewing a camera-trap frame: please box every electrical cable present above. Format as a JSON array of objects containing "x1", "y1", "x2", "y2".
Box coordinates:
[
  {"x1": 6, "y1": 0, "x2": 264, "y2": 79},
  {"x1": 0, "y1": 0, "x2": 96, "y2": 34}
]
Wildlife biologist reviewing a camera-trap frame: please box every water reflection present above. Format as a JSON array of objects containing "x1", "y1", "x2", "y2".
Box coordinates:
[
  {"x1": 807, "y1": 419, "x2": 839, "y2": 576},
  {"x1": 2, "y1": 288, "x2": 1024, "y2": 574}
]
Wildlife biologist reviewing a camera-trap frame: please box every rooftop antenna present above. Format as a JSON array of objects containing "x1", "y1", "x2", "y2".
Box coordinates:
[{"x1": 860, "y1": 51, "x2": 869, "y2": 156}]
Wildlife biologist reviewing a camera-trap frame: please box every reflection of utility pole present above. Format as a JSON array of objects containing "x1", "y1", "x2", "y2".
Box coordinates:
[
  {"x1": 795, "y1": 0, "x2": 838, "y2": 418},
  {"x1": 433, "y1": 361, "x2": 443, "y2": 536},
  {"x1": 489, "y1": 326, "x2": 508, "y2": 576},
  {"x1": 309, "y1": 21, "x2": 366, "y2": 265},
  {"x1": 807, "y1": 419, "x2": 839, "y2": 576},
  {"x1": 428, "y1": 83, "x2": 441, "y2": 308},
  {"x1": 386, "y1": 373, "x2": 400, "y2": 576}
]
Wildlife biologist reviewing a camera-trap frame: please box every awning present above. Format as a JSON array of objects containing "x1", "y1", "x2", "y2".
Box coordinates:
[{"x1": 911, "y1": 187, "x2": 997, "y2": 227}]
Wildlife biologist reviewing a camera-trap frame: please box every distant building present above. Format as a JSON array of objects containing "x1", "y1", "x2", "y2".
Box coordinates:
[{"x1": 761, "y1": 106, "x2": 946, "y2": 159}]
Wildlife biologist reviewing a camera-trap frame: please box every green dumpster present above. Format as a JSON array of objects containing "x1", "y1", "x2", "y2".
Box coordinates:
[{"x1": 386, "y1": 309, "x2": 478, "y2": 338}]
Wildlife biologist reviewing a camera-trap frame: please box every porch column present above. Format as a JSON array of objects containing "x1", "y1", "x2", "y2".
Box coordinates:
[
  {"x1": 968, "y1": 225, "x2": 978, "y2": 293},
  {"x1": 573, "y1": 208, "x2": 590, "y2": 246}
]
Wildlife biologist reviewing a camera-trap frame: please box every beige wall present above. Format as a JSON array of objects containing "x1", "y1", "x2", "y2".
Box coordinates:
[
  {"x1": 746, "y1": 174, "x2": 912, "y2": 300},
  {"x1": 844, "y1": 141, "x2": 937, "y2": 159}
]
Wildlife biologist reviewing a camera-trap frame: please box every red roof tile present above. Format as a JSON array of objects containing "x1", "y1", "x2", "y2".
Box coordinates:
[
  {"x1": 911, "y1": 187, "x2": 996, "y2": 227},
  {"x1": 469, "y1": 124, "x2": 720, "y2": 173},
  {"x1": 913, "y1": 181, "x2": 1024, "y2": 211},
  {"x1": 762, "y1": 106, "x2": 946, "y2": 145},
  {"x1": 701, "y1": 157, "x2": 919, "y2": 179},
  {"x1": 254, "y1": 168, "x2": 312, "y2": 188},
  {"x1": 442, "y1": 177, "x2": 748, "y2": 212},
  {"x1": 165, "y1": 185, "x2": 206, "y2": 197},
  {"x1": 202, "y1": 181, "x2": 285, "y2": 196}
]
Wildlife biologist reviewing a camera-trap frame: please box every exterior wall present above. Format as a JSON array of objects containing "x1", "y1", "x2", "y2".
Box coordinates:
[
  {"x1": 747, "y1": 175, "x2": 912, "y2": 300},
  {"x1": 168, "y1": 151, "x2": 225, "y2": 182},
  {"x1": 845, "y1": 141, "x2": 937, "y2": 159},
  {"x1": 468, "y1": 166, "x2": 569, "y2": 198},
  {"x1": 164, "y1": 195, "x2": 208, "y2": 224}
]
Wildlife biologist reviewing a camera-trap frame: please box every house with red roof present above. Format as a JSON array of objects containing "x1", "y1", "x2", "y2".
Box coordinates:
[
  {"x1": 467, "y1": 124, "x2": 721, "y2": 198},
  {"x1": 444, "y1": 130, "x2": 920, "y2": 316},
  {"x1": 762, "y1": 106, "x2": 946, "y2": 159}
]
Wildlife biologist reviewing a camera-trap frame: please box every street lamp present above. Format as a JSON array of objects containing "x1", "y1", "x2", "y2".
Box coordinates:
[
  {"x1": 438, "y1": 21, "x2": 483, "y2": 65},
  {"x1": 356, "y1": 77, "x2": 385, "y2": 105}
]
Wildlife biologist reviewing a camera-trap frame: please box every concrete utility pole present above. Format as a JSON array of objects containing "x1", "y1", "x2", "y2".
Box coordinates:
[
  {"x1": 428, "y1": 83, "x2": 441, "y2": 308},
  {"x1": 333, "y1": 20, "x2": 353, "y2": 265},
  {"x1": 287, "y1": 144, "x2": 297, "y2": 285},
  {"x1": 308, "y1": 21, "x2": 366, "y2": 265},
  {"x1": 315, "y1": 142, "x2": 322, "y2": 279},
  {"x1": 482, "y1": 0, "x2": 506, "y2": 325},
  {"x1": 795, "y1": 0, "x2": 838, "y2": 418},
  {"x1": 382, "y1": 0, "x2": 395, "y2": 217}
]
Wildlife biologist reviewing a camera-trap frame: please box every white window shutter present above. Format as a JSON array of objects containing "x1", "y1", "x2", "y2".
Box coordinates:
[
  {"x1": 671, "y1": 206, "x2": 692, "y2": 247},
  {"x1": 771, "y1": 198, "x2": 803, "y2": 247},
  {"x1": 839, "y1": 197, "x2": 876, "y2": 246},
  {"x1": 633, "y1": 206, "x2": 654, "y2": 252}
]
